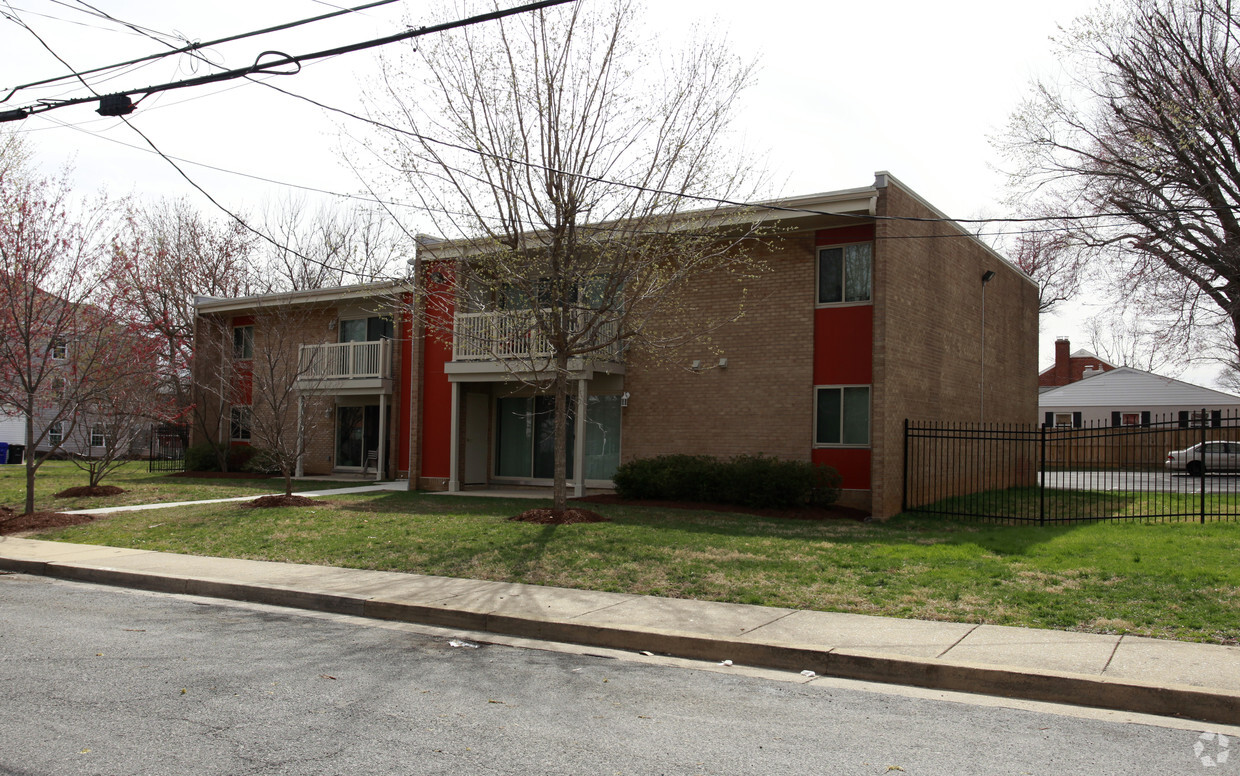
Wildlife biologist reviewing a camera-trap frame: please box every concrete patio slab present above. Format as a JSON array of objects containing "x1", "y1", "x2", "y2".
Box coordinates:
[
  {"x1": 939, "y1": 624, "x2": 1121, "y2": 675},
  {"x1": 737, "y1": 609, "x2": 977, "y2": 659}
]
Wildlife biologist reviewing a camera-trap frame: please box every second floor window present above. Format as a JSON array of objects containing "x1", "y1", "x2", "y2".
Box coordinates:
[
  {"x1": 339, "y1": 316, "x2": 393, "y2": 343},
  {"x1": 818, "y1": 243, "x2": 872, "y2": 305},
  {"x1": 233, "y1": 326, "x2": 254, "y2": 360},
  {"x1": 50, "y1": 338, "x2": 68, "y2": 360},
  {"x1": 48, "y1": 421, "x2": 64, "y2": 446}
]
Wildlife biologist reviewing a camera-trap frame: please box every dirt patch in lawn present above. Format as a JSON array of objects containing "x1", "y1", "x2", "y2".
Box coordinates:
[
  {"x1": 170, "y1": 471, "x2": 275, "y2": 480},
  {"x1": 243, "y1": 494, "x2": 327, "y2": 509},
  {"x1": 572, "y1": 494, "x2": 871, "y2": 522},
  {"x1": 54, "y1": 485, "x2": 126, "y2": 498},
  {"x1": 0, "y1": 506, "x2": 100, "y2": 535},
  {"x1": 508, "y1": 508, "x2": 610, "y2": 525}
]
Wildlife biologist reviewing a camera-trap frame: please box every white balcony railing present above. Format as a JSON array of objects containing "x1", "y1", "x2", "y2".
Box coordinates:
[
  {"x1": 453, "y1": 310, "x2": 622, "y2": 362},
  {"x1": 298, "y1": 340, "x2": 392, "y2": 381}
]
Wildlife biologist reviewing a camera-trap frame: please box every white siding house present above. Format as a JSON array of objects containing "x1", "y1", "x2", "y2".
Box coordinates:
[{"x1": 1038, "y1": 367, "x2": 1240, "y2": 428}]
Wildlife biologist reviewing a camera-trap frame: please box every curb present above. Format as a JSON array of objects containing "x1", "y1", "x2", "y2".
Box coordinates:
[{"x1": 5, "y1": 556, "x2": 1238, "y2": 727}]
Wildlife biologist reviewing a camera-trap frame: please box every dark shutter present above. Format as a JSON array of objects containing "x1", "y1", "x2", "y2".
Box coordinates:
[
  {"x1": 1141, "y1": 411, "x2": 1151, "y2": 427},
  {"x1": 1179, "y1": 410, "x2": 1190, "y2": 429},
  {"x1": 1111, "y1": 411, "x2": 1122, "y2": 427},
  {"x1": 1044, "y1": 412, "x2": 1054, "y2": 428},
  {"x1": 1212, "y1": 410, "x2": 1222, "y2": 428},
  {"x1": 1072, "y1": 412, "x2": 1082, "y2": 428}
]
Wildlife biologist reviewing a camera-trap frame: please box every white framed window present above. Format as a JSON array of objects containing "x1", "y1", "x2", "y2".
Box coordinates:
[
  {"x1": 230, "y1": 406, "x2": 252, "y2": 442},
  {"x1": 90, "y1": 425, "x2": 106, "y2": 447},
  {"x1": 1054, "y1": 413, "x2": 1074, "y2": 428},
  {"x1": 48, "y1": 421, "x2": 64, "y2": 446},
  {"x1": 339, "y1": 315, "x2": 394, "y2": 343},
  {"x1": 233, "y1": 325, "x2": 254, "y2": 360},
  {"x1": 1122, "y1": 413, "x2": 1140, "y2": 427},
  {"x1": 814, "y1": 385, "x2": 870, "y2": 446},
  {"x1": 817, "y1": 243, "x2": 872, "y2": 305},
  {"x1": 50, "y1": 338, "x2": 68, "y2": 360}
]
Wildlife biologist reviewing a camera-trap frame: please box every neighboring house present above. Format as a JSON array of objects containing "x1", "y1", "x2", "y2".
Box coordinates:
[
  {"x1": 1038, "y1": 337, "x2": 1116, "y2": 392},
  {"x1": 1038, "y1": 366, "x2": 1240, "y2": 427},
  {"x1": 191, "y1": 173, "x2": 1040, "y2": 518}
]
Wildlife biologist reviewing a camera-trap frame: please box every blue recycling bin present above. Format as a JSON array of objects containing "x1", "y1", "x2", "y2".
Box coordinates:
[{"x1": 0, "y1": 443, "x2": 8, "y2": 464}]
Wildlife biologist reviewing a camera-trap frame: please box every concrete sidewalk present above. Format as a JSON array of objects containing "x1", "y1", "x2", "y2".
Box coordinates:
[
  {"x1": 63, "y1": 481, "x2": 409, "y2": 516},
  {"x1": 1, "y1": 535, "x2": 1237, "y2": 726}
]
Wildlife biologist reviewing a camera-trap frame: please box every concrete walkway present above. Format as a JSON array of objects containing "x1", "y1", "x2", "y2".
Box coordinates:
[
  {"x1": 1, "y1": 536, "x2": 1237, "y2": 726},
  {"x1": 63, "y1": 481, "x2": 409, "y2": 516}
]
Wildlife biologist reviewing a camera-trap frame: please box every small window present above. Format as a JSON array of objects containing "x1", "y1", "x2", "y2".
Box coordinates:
[
  {"x1": 48, "y1": 421, "x2": 64, "y2": 446},
  {"x1": 817, "y1": 243, "x2": 872, "y2": 305},
  {"x1": 1122, "y1": 413, "x2": 1140, "y2": 427},
  {"x1": 339, "y1": 316, "x2": 394, "y2": 343},
  {"x1": 1054, "y1": 413, "x2": 1074, "y2": 428},
  {"x1": 90, "y1": 425, "x2": 105, "y2": 447},
  {"x1": 230, "y1": 406, "x2": 252, "y2": 442},
  {"x1": 50, "y1": 338, "x2": 67, "y2": 360},
  {"x1": 233, "y1": 326, "x2": 254, "y2": 360},
  {"x1": 815, "y1": 386, "x2": 870, "y2": 446}
]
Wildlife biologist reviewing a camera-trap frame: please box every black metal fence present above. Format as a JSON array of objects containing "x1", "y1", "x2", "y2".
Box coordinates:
[
  {"x1": 148, "y1": 424, "x2": 187, "y2": 473},
  {"x1": 903, "y1": 410, "x2": 1240, "y2": 524}
]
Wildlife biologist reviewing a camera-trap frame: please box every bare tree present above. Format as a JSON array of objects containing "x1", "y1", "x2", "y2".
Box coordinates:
[
  {"x1": 1085, "y1": 308, "x2": 1188, "y2": 375},
  {"x1": 258, "y1": 195, "x2": 411, "y2": 291},
  {"x1": 1000, "y1": 0, "x2": 1240, "y2": 366},
  {"x1": 67, "y1": 356, "x2": 165, "y2": 489},
  {"x1": 360, "y1": 0, "x2": 763, "y2": 511}
]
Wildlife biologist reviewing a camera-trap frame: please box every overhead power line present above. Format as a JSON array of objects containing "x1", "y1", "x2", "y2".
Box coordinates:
[
  {"x1": 0, "y1": 0, "x2": 577, "y2": 121},
  {"x1": 0, "y1": 0, "x2": 403, "y2": 104}
]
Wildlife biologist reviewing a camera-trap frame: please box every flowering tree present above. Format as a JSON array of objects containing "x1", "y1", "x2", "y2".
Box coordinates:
[{"x1": 0, "y1": 158, "x2": 144, "y2": 513}]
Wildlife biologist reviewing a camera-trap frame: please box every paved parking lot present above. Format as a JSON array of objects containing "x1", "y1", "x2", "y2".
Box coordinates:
[{"x1": 1041, "y1": 468, "x2": 1240, "y2": 494}]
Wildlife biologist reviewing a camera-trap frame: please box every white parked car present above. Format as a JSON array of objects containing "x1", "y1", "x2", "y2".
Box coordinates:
[{"x1": 1165, "y1": 441, "x2": 1240, "y2": 476}]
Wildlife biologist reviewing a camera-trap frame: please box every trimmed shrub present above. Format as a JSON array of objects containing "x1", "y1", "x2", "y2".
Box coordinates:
[
  {"x1": 183, "y1": 442, "x2": 223, "y2": 472},
  {"x1": 613, "y1": 453, "x2": 840, "y2": 509}
]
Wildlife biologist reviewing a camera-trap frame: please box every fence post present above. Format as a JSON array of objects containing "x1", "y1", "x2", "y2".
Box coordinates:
[
  {"x1": 1039, "y1": 423, "x2": 1047, "y2": 527},
  {"x1": 1201, "y1": 407, "x2": 1207, "y2": 524},
  {"x1": 902, "y1": 418, "x2": 909, "y2": 513}
]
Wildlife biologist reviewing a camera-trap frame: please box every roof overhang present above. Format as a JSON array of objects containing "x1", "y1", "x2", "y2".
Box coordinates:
[{"x1": 194, "y1": 279, "x2": 412, "y2": 315}]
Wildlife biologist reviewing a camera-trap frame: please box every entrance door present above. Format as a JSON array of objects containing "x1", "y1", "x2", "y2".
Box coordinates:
[
  {"x1": 464, "y1": 392, "x2": 489, "y2": 484},
  {"x1": 336, "y1": 406, "x2": 383, "y2": 469}
]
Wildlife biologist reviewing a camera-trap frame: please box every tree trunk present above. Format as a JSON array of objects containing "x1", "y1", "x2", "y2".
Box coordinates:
[
  {"x1": 552, "y1": 354, "x2": 569, "y2": 512},
  {"x1": 23, "y1": 400, "x2": 35, "y2": 515}
]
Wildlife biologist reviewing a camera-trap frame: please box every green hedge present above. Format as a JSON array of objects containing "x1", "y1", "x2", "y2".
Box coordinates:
[
  {"x1": 613, "y1": 453, "x2": 841, "y2": 509},
  {"x1": 183, "y1": 443, "x2": 278, "y2": 474}
]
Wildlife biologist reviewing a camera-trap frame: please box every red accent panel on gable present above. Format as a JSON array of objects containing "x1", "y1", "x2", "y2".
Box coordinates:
[
  {"x1": 815, "y1": 224, "x2": 875, "y2": 246},
  {"x1": 420, "y1": 285, "x2": 454, "y2": 479},
  {"x1": 813, "y1": 305, "x2": 872, "y2": 385},
  {"x1": 813, "y1": 448, "x2": 871, "y2": 490}
]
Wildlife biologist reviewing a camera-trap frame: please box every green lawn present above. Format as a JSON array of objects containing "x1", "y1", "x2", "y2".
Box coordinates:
[
  {"x1": 22, "y1": 482, "x2": 1240, "y2": 646},
  {"x1": 0, "y1": 460, "x2": 356, "y2": 513}
]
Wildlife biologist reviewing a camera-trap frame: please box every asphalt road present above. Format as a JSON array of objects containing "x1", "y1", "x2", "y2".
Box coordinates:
[
  {"x1": 0, "y1": 573, "x2": 1231, "y2": 776},
  {"x1": 1042, "y1": 468, "x2": 1240, "y2": 494}
]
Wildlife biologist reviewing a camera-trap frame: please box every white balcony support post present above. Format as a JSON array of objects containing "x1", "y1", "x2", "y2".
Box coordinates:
[
  {"x1": 376, "y1": 394, "x2": 387, "y2": 482},
  {"x1": 448, "y1": 381, "x2": 461, "y2": 492},
  {"x1": 574, "y1": 377, "x2": 587, "y2": 498},
  {"x1": 295, "y1": 395, "x2": 305, "y2": 479}
]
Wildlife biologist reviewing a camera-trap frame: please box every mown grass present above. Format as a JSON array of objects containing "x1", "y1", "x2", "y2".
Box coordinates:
[
  {"x1": 0, "y1": 460, "x2": 357, "y2": 513},
  {"x1": 25, "y1": 485, "x2": 1240, "y2": 645}
]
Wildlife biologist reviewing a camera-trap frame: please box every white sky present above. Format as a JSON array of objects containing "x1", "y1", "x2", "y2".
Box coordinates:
[{"x1": 4, "y1": 0, "x2": 1197, "y2": 384}]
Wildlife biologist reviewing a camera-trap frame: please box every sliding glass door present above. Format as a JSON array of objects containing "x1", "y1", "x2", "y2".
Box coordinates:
[{"x1": 494, "y1": 394, "x2": 621, "y2": 480}]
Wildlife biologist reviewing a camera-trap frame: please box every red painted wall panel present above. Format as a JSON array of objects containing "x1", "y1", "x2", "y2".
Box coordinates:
[
  {"x1": 812, "y1": 448, "x2": 871, "y2": 489},
  {"x1": 397, "y1": 293, "x2": 413, "y2": 472},
  {"x1": 420, "y1": 282, "x2": 454, "y2": 479}
]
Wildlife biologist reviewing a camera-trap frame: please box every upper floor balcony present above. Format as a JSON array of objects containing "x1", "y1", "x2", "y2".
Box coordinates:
[
  {"x1": 296, "y1": 339, "x2": 394, "y2": 395},
  {"x1": 447, "y1": 310, "x2": 625, "y2": 381}
]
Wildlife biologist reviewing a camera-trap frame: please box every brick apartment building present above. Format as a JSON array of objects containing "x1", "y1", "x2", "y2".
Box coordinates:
[{"x1": 192, "y1": 173, "x2": 1039, "y2": 518}]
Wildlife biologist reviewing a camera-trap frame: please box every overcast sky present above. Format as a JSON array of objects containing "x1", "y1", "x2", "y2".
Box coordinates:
[{"x1": 4, "y1": 0, "x2": 1188, "y2": 383}]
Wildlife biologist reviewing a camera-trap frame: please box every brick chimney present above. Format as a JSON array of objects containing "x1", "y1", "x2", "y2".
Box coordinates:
[{"x1": 1054, "y1": 337, "x2": 1071, "y2": 386}]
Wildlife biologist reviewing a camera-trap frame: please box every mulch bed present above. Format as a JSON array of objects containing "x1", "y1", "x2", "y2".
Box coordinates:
[
  {"x1": 54, "y1": 485, "x2": 126, "y2": 498},
  {"x1": 572, "y1": 493, "x2": 872, "y2": 522},
  {"x1": 0, "y1": 506, "x2": 100, "y2": 536},
  {"x1": 507, "y1": 508, "x2": 610, "y2": 525},
  {"x1": 243, "y1": 494, "x2": 327, "y2": 509}
]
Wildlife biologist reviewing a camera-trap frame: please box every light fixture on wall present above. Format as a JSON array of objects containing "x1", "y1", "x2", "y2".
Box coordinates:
[
  {"x1": 718, "y1": 357, "x2": 728, "y2": 369},
  {"x1": 328, "y1": 320, "x2": 336, "y2": 330},
  {"x1": 691, "y1": 359, "x2": 702, "y2": 370},
  {"x1": 620, "y1": 392, "x2": 630, "y2": 407}
]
